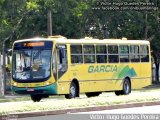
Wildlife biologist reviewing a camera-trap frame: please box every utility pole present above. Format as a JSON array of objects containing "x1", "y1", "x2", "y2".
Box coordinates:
[
  {"x1": 2, "y1": 38, "x2": 8, "y2": 95},
  {"x1": 0, "y1": 38, "x2": 8, "y2": 97},
  {"x1": 144, "y1": 12, "x2": 148, "y2": 40},
  {"x1": 47, "y1": 10, "x2": 52, "y2": 36},
  {"x1": 3, "y1": 41, "x2": 6, "y2": 94},
  {"x1": 144, "y1": 0, "x2": 149, "y2": 40},
  {"x1": 0, "y1": 52, "x2": 4, "y2": 97}
]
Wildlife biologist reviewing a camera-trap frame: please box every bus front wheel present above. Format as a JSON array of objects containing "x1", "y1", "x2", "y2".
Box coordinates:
[
  {"x1": 65, "y1": 82, "x2": 78, "y2": 99},
  {"x1": 31, "y1": 95, "x2": 42, "y2": 102}
]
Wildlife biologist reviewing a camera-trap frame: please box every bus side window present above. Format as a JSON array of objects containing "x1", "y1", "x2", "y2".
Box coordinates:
[
  {"x1": 119, "y1": 45, "x2": 129, "y2": 62},
  {"x1": 70, "y1": 45, "x2": 83, "y2": 64},
  {"x1": 108, "y1": 45, "x2": 119, "y2": 63},
  {"x1": 83, "y1": 45, "x2": 95, "y2": 63},
  {"x1": 130, "y1": 45, "x2": 140, "y2": 62},
  {"x1": 140, "y1": 45, "x2": 149, "y2": 62},
  {"x1": 96, "y1": 45, "x2": 107, "y2": 63}
]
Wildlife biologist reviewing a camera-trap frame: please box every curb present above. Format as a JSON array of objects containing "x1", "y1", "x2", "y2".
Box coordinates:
[{"x1": 1, "y1": 101, "x2": 160, "y2": 119}]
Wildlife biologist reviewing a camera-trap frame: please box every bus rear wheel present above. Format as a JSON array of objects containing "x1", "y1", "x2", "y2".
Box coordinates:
[
  {"x1": 65, "y1": 82, "x2": 78, "y2": 99},
  {"x1": 115, "y1": 78, "x2": 131, "y2": 96},
  {"x1": 31, "y1": 95, "x2": 42, "y2": 102},
  {"x1": 85, "y1": 92, "x2": 102, "y2": 98},
  {"x1": 122, "y1": 78, "x2": 131, "y2": 95}
]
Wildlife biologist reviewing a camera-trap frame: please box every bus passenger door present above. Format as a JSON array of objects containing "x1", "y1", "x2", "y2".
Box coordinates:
[{"x1": 57, "y1": 45, "x2": 68, "y2": 79}]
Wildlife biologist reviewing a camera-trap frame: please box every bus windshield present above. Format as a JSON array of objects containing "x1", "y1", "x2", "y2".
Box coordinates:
[{"x1": 12, "y1": 41, "x2": 53, "y2": 81}]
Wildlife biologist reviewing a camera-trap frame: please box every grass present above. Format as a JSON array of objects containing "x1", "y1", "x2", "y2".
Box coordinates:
[
  {"x1": 1, "y1": 88, "x2": 160, "y2": 103},
  {"x1": 1, "y1": 89, "x2": 160, "y2": 115},
  {"x1": 0, "y1": 96, "x2": 31, "y2": 103}
]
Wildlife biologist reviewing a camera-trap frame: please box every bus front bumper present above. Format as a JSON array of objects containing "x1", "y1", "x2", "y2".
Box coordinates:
[{"x1": 12, "y1": 83, "x2": 57, "y2": 95}]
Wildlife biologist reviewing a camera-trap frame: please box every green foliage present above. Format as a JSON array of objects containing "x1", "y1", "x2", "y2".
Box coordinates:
[
  {"x1": 0, "y1": 0, "x2": 159, "y2": 82},
  {"x1": 26, "y1": 1, "x2": 39, "y2": 11},
  {"x1": 0, "y1": 0, "x2": 159, "y2": 53}
]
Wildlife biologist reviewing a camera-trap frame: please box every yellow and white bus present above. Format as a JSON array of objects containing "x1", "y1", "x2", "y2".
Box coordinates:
[{"x1": 11, "y1": 36, "x2": 151, "y2": 102}]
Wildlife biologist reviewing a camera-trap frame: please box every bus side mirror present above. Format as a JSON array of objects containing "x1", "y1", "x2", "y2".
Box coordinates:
[{"x1": 6, "y1": 49, "x2": 12, "y2": 56}]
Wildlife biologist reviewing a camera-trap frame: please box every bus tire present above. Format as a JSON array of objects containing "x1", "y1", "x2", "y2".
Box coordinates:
[
  {"x1": 31, "y1": 95, "x2": 42, "y2": 102},
  {"x1": 122, "y1": 78, "x2": 131, "y2": 95},
  {"x1": 65, "y1": 82, "x2": 78, "y2": 99},
  {"x1": 85, "y1": 92, "x2": 101, "y2": 98}
]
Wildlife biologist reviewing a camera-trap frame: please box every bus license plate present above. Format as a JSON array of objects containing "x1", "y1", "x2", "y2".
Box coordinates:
[{"x1": 27, "y1": 88, "x2": 34, "y2": 92}]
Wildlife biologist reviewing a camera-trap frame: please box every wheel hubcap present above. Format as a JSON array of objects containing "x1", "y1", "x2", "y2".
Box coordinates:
[
  {"x1": 70, "y1": 86, "x2": 76, "y2": 97},
  {"x1": 124, "y1": 81, "x2": 129, "y2": 93}
]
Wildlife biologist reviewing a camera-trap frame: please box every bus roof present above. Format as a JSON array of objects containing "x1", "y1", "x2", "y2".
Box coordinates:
[{"x1": 14, "y1": 36, "x2": 150, "y2": 45}]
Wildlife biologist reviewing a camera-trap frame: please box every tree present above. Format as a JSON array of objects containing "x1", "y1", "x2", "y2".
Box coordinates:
[{"x1": 0, "y1": 0, "x2": 160, "y2": 82}]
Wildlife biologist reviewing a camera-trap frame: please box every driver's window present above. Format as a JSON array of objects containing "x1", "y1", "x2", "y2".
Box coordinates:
[
  {"x1": 57, "y1": 44, "x2": 68, "y2": 78},
  {"x1": 52, "y1": 49, "x2": 57, "y2": 80}
]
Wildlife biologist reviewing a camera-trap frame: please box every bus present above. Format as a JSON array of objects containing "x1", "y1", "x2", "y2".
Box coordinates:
[{"x1": 11, "y1": 36, "x2": 151, "y2": 102}]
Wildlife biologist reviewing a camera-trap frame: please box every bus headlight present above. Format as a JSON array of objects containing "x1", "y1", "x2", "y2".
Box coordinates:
[
  {"x1": 46, "y1": 81, "x2": 52, "y2": 85},
  {"x1": 46, "y1": 82, "x2": 50, "y2": 85},
  {"x1": 13, "y1": 82, "x2": 17, "y2": 86}
]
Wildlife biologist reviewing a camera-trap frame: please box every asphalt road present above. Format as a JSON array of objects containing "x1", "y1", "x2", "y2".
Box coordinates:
[
  {"x1": 17, "y1": 105, "x2": 160, "y2": 120},
  {"x1": 77, "y1": 105, "x2": 160, "y2": 114}
]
